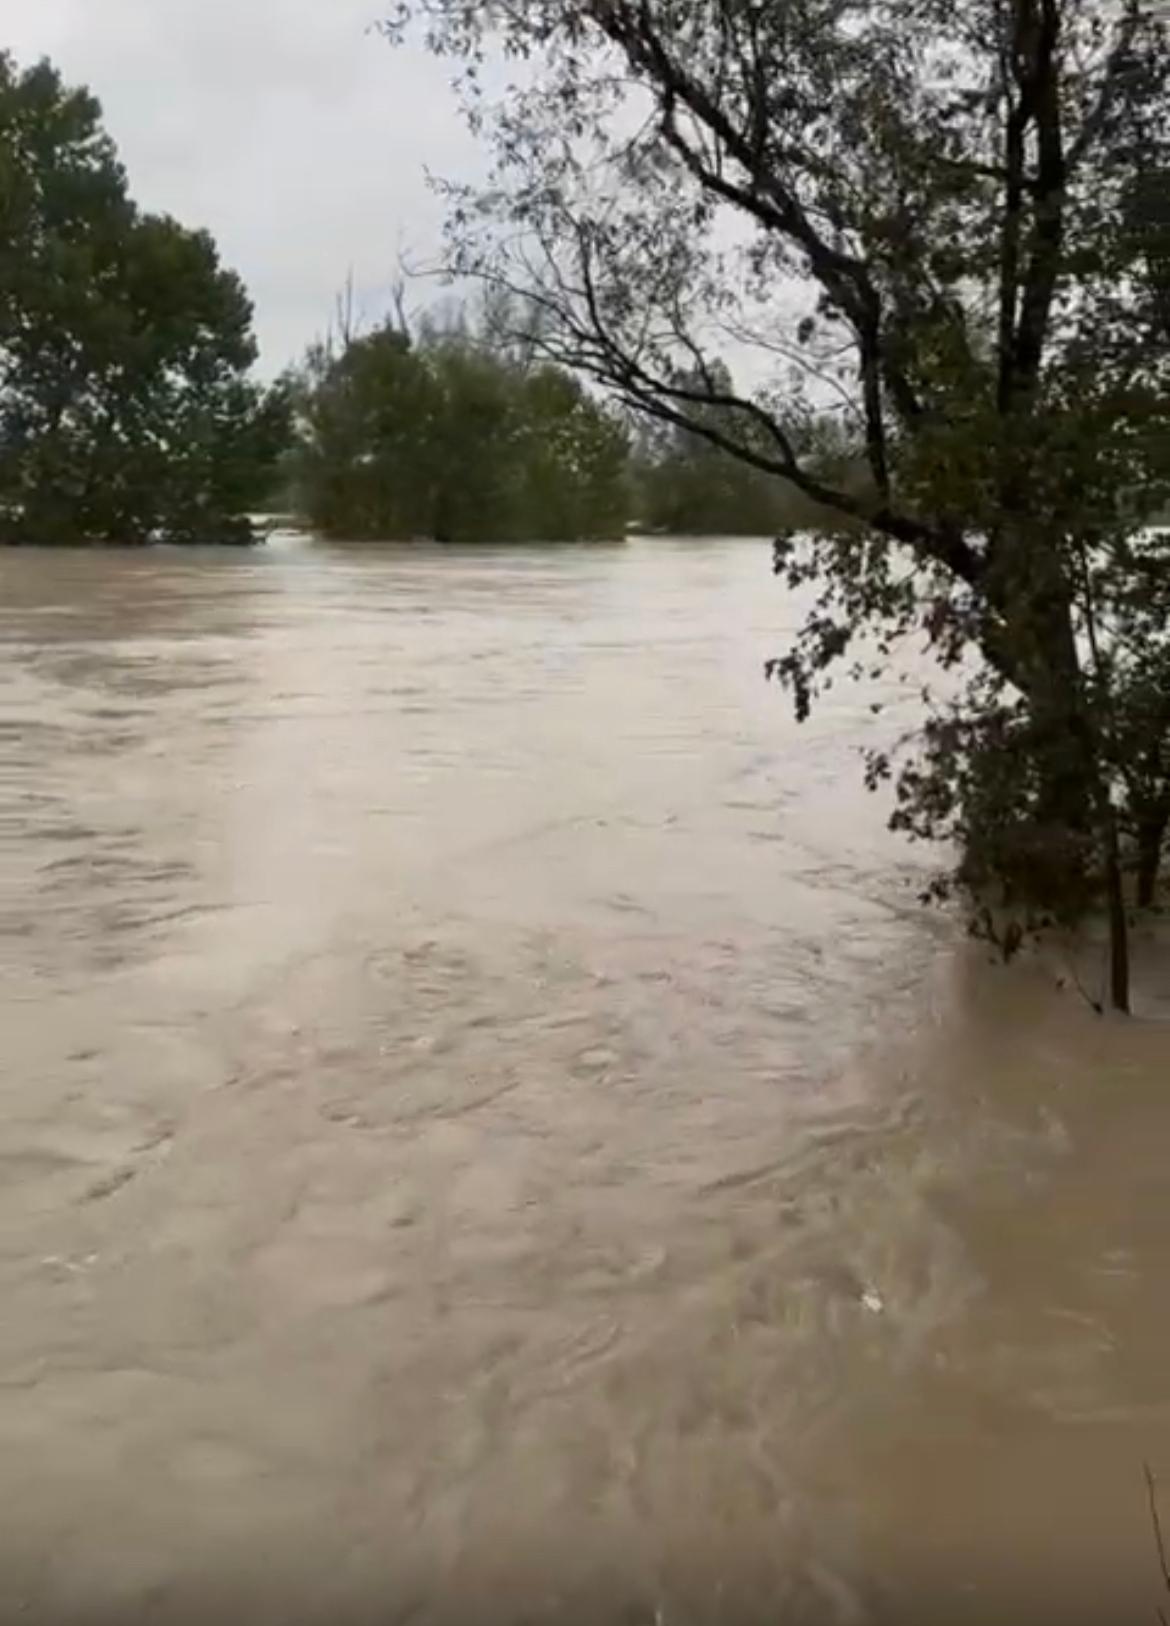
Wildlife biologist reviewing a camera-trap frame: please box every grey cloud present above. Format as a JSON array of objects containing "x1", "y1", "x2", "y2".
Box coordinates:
[{"x1": 0, "y1": 0, "x2": 480, "y2": 371}]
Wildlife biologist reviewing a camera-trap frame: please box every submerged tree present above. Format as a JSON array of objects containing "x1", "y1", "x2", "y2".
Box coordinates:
[
  {"x1": 292, "y1": 312, "x2": 629, "y2": 542},
  {"x1": 0, "y1": 55, "x2": 288, "y2": 544},
  {"x1": 386, "y1": 0, "x2": 1170, "y2": 1008}
]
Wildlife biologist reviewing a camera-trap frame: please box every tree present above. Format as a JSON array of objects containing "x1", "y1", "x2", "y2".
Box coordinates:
[
  {"x1": 292, "y1": 325, "x2": 439, "y2": 538},
  {"x1": 423, "y1": 328, "x2": 534, "y2": 540},
  {"x1": 511, "y1": 360, "x2": 630, "y2": 540},
  {"x1": 0, "y1": 55, "x2": 288, "y2": 545},
  {"x1": 388, "y1": 0, "x2": 1170, "y2": 1009},
  {"x1": 291, "y1": 312, "x2": 630, "y2": 542}
]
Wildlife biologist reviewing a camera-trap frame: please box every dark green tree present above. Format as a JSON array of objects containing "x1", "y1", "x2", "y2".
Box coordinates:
[
  {"x1": 511, "y1": 361, "x2": 629, "y2": 541},
  {"x1": 292, "y1": 316, "x2": 629, "y2": 542},
  {"x1": 424, "y1": 331, "x2": 531, "y2": 540},
  {"x1": 293, "y1": 326, "x2": 438, "y2": 538},
  {"x1": 389, "y1": 0, "x2": 1170, "y2": 1009},
  {"x1": 0, "y1": 55, "x2": 288, "y2": 545}
]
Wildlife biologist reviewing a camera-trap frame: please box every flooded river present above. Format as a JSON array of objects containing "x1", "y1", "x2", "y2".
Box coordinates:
[{"x1": 1, "y1": 537, "x2": 1168, "y2": 1625}]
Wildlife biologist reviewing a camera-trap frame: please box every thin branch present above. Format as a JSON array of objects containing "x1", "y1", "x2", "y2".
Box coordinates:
[
  {"x1": 591, "y1": 1, "x2": 926, "y2": 436},
  {"x1": 718, "y1": 316, "x2": 867, "y2": 427},
  {"x1": 1146, "y1": 1463, "x2": 1170, "y2": 1599}
]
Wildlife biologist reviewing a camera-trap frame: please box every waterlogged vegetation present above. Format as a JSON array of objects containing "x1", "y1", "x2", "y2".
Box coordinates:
[
  {"x1": 3, "y1": 1, "x2": 1170, "y2": 1005},
  {"x1": 287, "y1": 308, "x2": 630, "y2": 543},
  {"x1": 282, "y1": 304, "x2": 836, "y2": 543},
  {"x1": 387, "y1": 0, "x2": 1170, "y2": 1008}
]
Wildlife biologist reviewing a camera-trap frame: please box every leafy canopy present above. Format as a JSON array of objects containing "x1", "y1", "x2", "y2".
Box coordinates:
[
  {"x1": 0, "y1": 54, "x2": 289, "y2": 545},
  {"x1": 292, "y1": 311, "x2": 631, "y2": 542}
]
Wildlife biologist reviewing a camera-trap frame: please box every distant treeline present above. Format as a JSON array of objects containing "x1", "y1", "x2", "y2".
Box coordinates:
[
  {"x1": 628, "y1": 394, "x2": 849, "y2": 541},
  {"x1": 283, "y1": 311, "x2": 838, "y2": 543}
]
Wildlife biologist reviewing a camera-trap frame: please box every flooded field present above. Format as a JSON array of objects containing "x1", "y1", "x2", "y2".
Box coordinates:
[{"x1": 1, "y1": 536, "x2": 1167, "y2": 1625}]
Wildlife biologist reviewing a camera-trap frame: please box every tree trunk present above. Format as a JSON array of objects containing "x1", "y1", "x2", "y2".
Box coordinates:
[
  {"x1": 1136, "y1": 808, "x2": 1168, "y2": 909},
  {"x1": 1102, "y1": 807, "x2": 1131, "y2": 1014},
  {"x1": 983, "y1": 541, "x2": 1132, "y2": 1008},
  {"x1": 984, "y1": 557, "x2": 1096, "y2": 840}
]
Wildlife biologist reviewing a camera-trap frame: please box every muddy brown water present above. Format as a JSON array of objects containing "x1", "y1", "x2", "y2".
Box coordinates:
[{"x1": 1, "y1": 536, "x2": 1168, "y2": 1626}]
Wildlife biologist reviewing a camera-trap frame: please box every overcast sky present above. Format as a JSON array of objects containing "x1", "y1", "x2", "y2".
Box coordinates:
[{"x1": 0, "y1": 0, "x2": 479, "y2": 373}]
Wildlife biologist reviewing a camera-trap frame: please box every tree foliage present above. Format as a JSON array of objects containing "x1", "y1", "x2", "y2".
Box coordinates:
[
  {"x1": 389, "y1": 0, "x2": 1170, "y2": 1007},
  {"x1": 291, "y1": 312, "x2": 631, "y2": 542},
  {"x1": 0, "y1": 54, "x2": 288, "y2": 545},
  {"x1": 295, "y1": 309, "x2": 843, "y2": 540}
]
